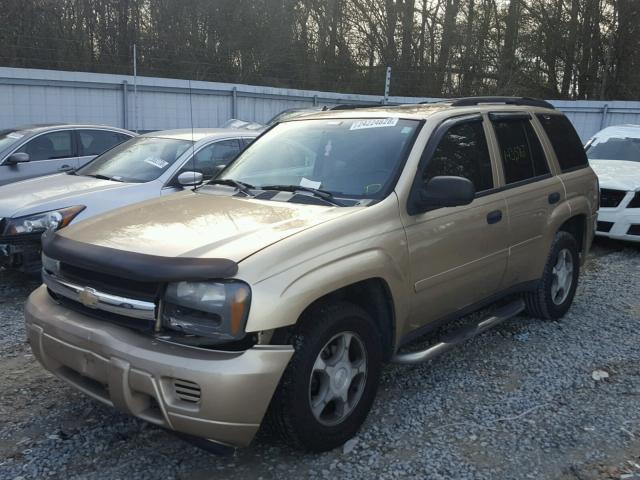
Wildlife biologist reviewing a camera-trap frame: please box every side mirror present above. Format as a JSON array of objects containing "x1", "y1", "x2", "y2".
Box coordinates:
[
  {"x1": 177, "y1": 171, "x2": 204, "y2": 187},
  {"x1": 410, "y1": 176, "x2": 475, "y2": 214},
  {"x1": 5, "y1": 152, "x2": 30, "y2": 165}
]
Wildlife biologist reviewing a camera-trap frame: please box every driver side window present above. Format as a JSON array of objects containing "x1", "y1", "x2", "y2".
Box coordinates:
[
  {"x1": 16, "y1": 131, "x2": 74, "y2": 161},
  {"x1": 423, "y1": 121, "x2": 494, "y2": 193},
  {"x1": 185, "y1": 139, "x2": 242, "y2": 181}
]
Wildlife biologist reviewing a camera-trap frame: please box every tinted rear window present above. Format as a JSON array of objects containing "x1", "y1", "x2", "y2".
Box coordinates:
[
  {"x1": 492, "y1": 118, "x2": 549, "y2": 184},
  {"x1": 536, "y1": 114, "x2": 588, "y2": 171}
]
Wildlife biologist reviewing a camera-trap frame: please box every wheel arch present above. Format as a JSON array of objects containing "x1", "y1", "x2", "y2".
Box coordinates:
[
  {"x1": 548, "y1": 195, "x2": 593, "y2": 261},
  {"x1": 557, "y1": 214, "x2": 587, "y2": 254},
  {"x1": 293, "y1": 278, "x2": 397, "y2": 362}
]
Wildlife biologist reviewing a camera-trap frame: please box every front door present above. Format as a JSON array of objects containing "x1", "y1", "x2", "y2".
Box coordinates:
[
  {"x1": 161, "y1": 138, "x2": 244, "y2": 196},
  {"x1": 2, "y1": 130, "x2": 77, "y2": 184},
  {"x1": 402, "y1": 115, "x2": 508, "y2": 334}
]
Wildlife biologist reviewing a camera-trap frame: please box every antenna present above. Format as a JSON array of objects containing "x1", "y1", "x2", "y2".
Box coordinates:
[
  {"x1": 188, "y1": 78, "x2": 196, "y2": 187},
  {"x1": 133, "y1": 44, "x2": 138, "y2": 133}
]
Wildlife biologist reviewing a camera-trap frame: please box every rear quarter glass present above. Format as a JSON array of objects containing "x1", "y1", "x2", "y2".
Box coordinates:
[{"x1": 536, "y1": 114, "x2": 588, "y2": 172}]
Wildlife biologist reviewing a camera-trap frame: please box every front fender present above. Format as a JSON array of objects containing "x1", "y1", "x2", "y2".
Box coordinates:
[{"x1": 244, "y1": 245, "x2": 410, "y2": 340}]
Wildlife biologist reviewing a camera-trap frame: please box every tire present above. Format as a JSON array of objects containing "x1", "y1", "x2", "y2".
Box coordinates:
[
  {"x1": 525, "y1": 231, "x2": 580, "y2": 320},
  {"x1": 266, "y1": 301, "x2": 382, "y2": 452}
]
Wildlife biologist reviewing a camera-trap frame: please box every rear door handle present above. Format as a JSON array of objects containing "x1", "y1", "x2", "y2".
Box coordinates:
[
  {"x1": 548, "y1": 192, "x2": 561, "y2": 204},
  {"x1": 486, "y1": 210, "x2": 503, "y2": 224}
]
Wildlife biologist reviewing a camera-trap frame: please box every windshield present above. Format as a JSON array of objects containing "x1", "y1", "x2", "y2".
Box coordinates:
[
  {"x1": 77, "y1": 136, "x2": 192, "y2": 182},
  {"x1": 0, "y1": 130, "x2": 26, "y2": 153},
  {"x1": 219, "y1": 117, "x2": 420, "y2": 199},
  {"x1": 586, "y1": 136, "x2": 640, "y2": 162}
]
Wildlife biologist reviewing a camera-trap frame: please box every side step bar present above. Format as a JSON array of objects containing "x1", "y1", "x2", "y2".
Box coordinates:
[{"x1": 392, "y1": 299, "x2": 525, "y2": 365}]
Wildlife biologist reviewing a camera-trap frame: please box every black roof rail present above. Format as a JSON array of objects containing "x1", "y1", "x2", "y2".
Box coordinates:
[
  {"x1": 329, "y1": 103, "x2": 380, "y2": 111},
  {"x1": 449, "y1": 97, "x2": 555, "y2": 109}
]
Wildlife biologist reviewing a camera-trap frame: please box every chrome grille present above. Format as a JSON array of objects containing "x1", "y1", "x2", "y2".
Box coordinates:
[{"x1": 43, "y1": 269, "x2": 156, "y2": 321}]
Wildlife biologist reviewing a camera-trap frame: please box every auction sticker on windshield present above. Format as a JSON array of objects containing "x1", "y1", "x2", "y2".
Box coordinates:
[
  {"x1": 350, "y1": 118, "x2": 399, "y2": 130},
  {"x1": 143, "y1": 157, "x2": 169, "y2": 169}
]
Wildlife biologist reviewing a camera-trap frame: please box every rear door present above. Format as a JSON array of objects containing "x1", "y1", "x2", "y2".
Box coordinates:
[
  {"x1": 487, "y1": 112, "x2": 564, "y2": 288},
  {"x1": 7, "y1": 129, "x2": 77, "y2": 182},
  {"x1": 76, "y1": 129, "x2": 132, "y2": 168},
  {"x1": 402, "y1": 115, "x2": 509, "y2": 331}
]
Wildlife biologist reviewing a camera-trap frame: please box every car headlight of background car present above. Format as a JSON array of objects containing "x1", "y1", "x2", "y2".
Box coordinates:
[
  {"x1": 2, "y1": 206, "x2": 85, "y2": 236},
  {"x1": 162, "y1": 280, "x2": 251, "y2": 341}
]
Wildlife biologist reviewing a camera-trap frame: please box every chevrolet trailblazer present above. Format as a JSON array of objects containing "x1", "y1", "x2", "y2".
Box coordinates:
[{"x1": 25, "y1": 97, "x2": 598, "y2": 452}]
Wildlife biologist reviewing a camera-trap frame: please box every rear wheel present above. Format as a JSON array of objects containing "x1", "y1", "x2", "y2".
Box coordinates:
[
  {"x1": 525, "y1": 231, "x2": 580, "y2": 319},
  {"x1": 266, "y1": 302, "x2": 382, "y2": 452}
]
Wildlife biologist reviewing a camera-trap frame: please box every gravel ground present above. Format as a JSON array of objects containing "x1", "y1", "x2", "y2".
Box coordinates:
[{"x1": 1, "y1": 238, "x2": 639, "y2": 480}]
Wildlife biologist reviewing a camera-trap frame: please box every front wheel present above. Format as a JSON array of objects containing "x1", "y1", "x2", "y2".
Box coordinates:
[
  {"x1": 266, "y1": 302, "x2": 382, "y2": 452},
  {"x1": 525, "y1": 231, "x2": 580, "y2": 319}
]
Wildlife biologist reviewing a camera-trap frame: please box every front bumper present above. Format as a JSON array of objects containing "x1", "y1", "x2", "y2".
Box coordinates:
[
  {"x1": 595, "y1": 208, "x2": 640, "y2": 243},
  {"x1": 25, "y1": 286, "x2": 293, "y2": 447},
  {"x1": 0, "y1": 233, "x2": 42, "y2": 273}
]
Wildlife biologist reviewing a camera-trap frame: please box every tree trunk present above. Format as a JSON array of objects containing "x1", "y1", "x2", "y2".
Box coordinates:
[{"x1": 498, "y1": 0, "x2": 521, "y2": 92}]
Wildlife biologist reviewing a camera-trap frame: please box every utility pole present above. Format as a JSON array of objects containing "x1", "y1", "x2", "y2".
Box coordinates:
[
  {"x1": 383, "y1": 66, "x2": 392, "y2": 104},
  {"x1": 133, "y1": 44, "x2": 138, "y2": 133}
]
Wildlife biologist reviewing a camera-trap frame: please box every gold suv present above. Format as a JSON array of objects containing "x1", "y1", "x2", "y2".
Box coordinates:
[{"x1": 25, "y1": 97, "x2": 598, "y2": 453}]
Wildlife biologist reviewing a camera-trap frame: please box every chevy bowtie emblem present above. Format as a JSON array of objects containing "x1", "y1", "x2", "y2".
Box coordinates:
[{"x1": 78, "y1": 287, "x2": 100, "y2": 308}]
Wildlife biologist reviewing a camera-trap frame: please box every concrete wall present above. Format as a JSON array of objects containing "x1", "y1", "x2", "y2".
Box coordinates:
[{"x1": 1, "y1": 67, "x2": 639, "y2": 141}]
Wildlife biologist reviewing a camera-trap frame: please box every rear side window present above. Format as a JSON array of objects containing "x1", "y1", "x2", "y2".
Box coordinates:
[
  {"x1": 423, "y1": 121, "x2": 494, "y2": 193},
  {"x1": 492, "y1": 118, "x2": 549, "y2": 184},
  {"x1": 536, "y1": 114, "x2": 588, "y2": 171},
  {"x1": 79, "y1": 130, "x2": 130, "y2": 156}
]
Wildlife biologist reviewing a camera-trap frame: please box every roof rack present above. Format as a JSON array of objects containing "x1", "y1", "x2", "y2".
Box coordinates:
[
  {"x1": 449, "y1": 97, "x2": 555, "y2": 109},
  {"x1": 329, "y1": 103, "x2": 379, "y2": 111}
]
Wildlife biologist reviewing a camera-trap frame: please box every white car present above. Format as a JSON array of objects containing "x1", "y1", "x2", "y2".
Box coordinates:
[
  {"x1": 587, "y1": 125, "x2": 640, "y2": 242},
  {"x1": 0, "y1": 128, "x2": 257, "y2": 273}
]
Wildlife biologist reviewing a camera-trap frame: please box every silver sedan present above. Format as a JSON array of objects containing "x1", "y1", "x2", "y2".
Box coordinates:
[
  {"x1": 0, "y1": 124, "x2": 135, "y2": 185},
  {"x1": 0, "y1": 128, "x2": 258, "y2": 273}
]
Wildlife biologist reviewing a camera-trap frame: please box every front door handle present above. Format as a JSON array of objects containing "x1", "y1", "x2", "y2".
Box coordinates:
[
  {"x1": 548, "y1": 192, "x2": 561, "y2": 204},
  {"x1": 58, "y1": 164, "x2": 73, "y2": 172},
  {"x1": 486, "y1": 210, "x2": 503, "y2": 224}
]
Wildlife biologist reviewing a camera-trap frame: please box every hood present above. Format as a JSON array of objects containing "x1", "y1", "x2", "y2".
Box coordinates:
[
  {"x1": 589, "y1": 160, "x2": 640, "y2": 192},
  {"x1": 57, "y1": 191, "x2": 361, "y2": 263},
  {"x1": 0, "y1": 174, "x2": 139, "y2": 218}
]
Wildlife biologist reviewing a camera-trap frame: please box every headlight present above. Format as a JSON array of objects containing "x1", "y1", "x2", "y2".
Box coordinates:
[
  {"x1": 3, "y1": 206, "x2": 85, "y2": 235},
  {"x1": 162, "y1": 280, "x2": 251, "y2": 341}
]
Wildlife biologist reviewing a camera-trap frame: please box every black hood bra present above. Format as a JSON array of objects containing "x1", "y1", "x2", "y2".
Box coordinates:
[{"x1": 41, "y1": 230, "x2": 239, "y2": 282}]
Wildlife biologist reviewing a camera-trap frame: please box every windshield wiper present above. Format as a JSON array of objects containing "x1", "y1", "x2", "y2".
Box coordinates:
[
  {"x1": 261, "y1": 184, "x2": 343, "y2": 206},
  {"x1": 84, "y1": 174, "x2": 124, "y2": 182},
  {"x1": 205, "y1": 179, "x2": 255, "y2": 196}
]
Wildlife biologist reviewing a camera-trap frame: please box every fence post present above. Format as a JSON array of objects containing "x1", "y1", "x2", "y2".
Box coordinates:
[
  {"x1": 122, "y1": 80, "x2": 129, "y2": 129},
  {"x1": 132, "y1": 44, "x2": 138, "y2": 133},
  {"x1": 600, "y1": 103, "x2": 609, "y2": 129},
  {"x1": 231, "y1": 87, "x2": 238, "y2": 118},
  {"x1": 313, "y1": 94, "x2": 318, "y2": 106},
  {"x1": 383, "y1": 66, "x2": 392, "y2": 104}
]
